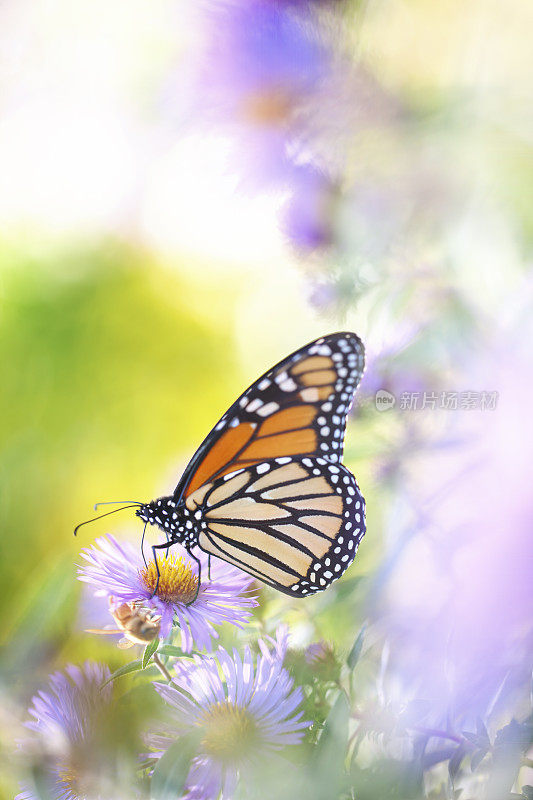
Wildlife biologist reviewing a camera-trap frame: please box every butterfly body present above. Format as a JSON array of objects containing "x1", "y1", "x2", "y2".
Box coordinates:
[
  {"x1": 137, "y1": 332, "x2": 367, "y2": 596},
  {"x1": 137, "y1": 498, "x2": 199, "y2": 548}
]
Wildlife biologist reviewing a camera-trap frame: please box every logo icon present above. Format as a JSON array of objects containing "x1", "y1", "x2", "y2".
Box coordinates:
[{"x1": 375, "y1": 389, "x2": 396, "y2": 411}]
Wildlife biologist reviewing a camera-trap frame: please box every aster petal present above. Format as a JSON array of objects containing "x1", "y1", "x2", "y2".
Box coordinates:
[
  {"x1": 153, "y1": 682, "x2": 201, "y2": 724},
  {"x1": 78, "y1": 535, "x2": 149, "y2": 604},
  {"x1": 186, "y1": 757, "x2": 225, "y2": 800},
  {"x1": 220, "y1": 767, "x2": 239, "y2": 800},
  {"x1": 237, "y1": 646, "x2": 255, "y2": 707}
]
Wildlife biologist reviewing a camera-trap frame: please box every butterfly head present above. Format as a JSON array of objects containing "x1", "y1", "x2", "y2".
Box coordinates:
[
  {"x1": 135, "y1": 496, "x2": 190, "y2": 539},
  {"x1": 135, "y1": 500, "x2": 161, "y2": 526}
]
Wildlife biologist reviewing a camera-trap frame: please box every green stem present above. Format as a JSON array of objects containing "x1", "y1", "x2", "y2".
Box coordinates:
[{"x1": 153, "y1": 653, "x2": 172, "y2": 682}]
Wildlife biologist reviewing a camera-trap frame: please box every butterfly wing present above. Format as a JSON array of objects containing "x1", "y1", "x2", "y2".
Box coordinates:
[
  {"x1": 174, "y1": 332, "x2": 364, "y2": 502},
  {"x1": 191, "y1": 456, "x2": 365, "y2": 596}
]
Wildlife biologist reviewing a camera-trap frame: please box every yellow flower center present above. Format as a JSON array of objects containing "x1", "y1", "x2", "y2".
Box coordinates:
[
  {"x1": 199, "y1": 701, "x2": 259, "y2": 763},
  {"x1": 57, "y1": 762, "x2": 94, "y2": 798},
  {"x1": 58, "y1": 766, "x2": 78, "y2": 793},
  {"x1": 140, "y1": 554, "x2": 199, "y2": 605}
]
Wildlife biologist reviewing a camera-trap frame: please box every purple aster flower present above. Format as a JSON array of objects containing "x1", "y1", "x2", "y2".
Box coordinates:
[
  {"x1": 16, "y1": 662, "x2": 113, "y2": 800},
  {"x1": 78, "y1": 535, "x2": 257, "y2": 652},
  {"x1": 189, "y1": 0, "x2": 332, "y2": 188},
  {"x1": 149, "y1": 627, "x2": 309, "y2": 800}
]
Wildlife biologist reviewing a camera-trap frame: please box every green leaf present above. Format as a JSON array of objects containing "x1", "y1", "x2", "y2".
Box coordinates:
[
  {"x1": 347, "y1": 622, "x2": 367, "y2": 669},
  {"x1": 157, "y1": 645, "x2": 192, "y2": 659},
  {"x1": 311, "y1": 691, "x2": 350, "y2": 799},
  {"x1": 334, "y1": 574, "x2": 366, "y2": 601},
  {"x1": 143, "y1": 638, "x2": 159, "y2": 669},
  {"x1": 317, "y1": 691, "x2": 350, "y2": 757},
  {"x1": 29, "y1": 766, "x2": 53, "y2": 800},
  {"x1": 101, "y1": 660, "x2": 143, "y2": 688},
  {"x1": 150, "y1": 733, "x2": 200, "y2": 800}
]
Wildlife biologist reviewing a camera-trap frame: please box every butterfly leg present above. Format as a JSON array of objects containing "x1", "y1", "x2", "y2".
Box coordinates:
[
  {"x1": 186, "y1": 551, "x2": 202, "y2": 606},
  {"x1": 150, "y1": 542, "x2": 171, "y2": 598},
  {"x1": 207, "y1": 555, "x2": 211, "y2": 581},
  {"x1": 140, "y1": 521, "x2": 148, "y2": 568}
]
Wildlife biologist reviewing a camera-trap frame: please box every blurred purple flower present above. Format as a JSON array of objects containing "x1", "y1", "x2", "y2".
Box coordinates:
[
  {"x1": 149, "y1": 627, "x2": 309, "y2": 800},
  {"x1": 308, "y1": 281, "x2": 339, "y2": 311},
  {"x1": 274, "y1": 0, "x2": 347, "y2": 6},
  {"x1": 304, "y1": 639, "x2": 340, "y2": 682},
  {"x1": 355, "y1": 317, "x2": 440, "y2": 406},
  {"x1": 379, "y1": 295, "x2": 533, "y2": 725},
  {"x1": 78, "y1": 535, "x2": 257, "y2": 652},
  {"x1": 16, "y1": 662, "x2": 112, "y2": 800},
  {"x1": 283, "y1": 164, "x2": 336, "y2": 251},
  {"x1": 192, "y1": 0, "x2": 332, "y2": 188}
]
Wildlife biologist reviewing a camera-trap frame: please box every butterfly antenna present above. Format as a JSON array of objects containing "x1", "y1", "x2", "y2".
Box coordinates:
[
  {"x1": 73, "y1": 504, "x2": 142, "y2": 536},
  {"x1": 93, "y1": 500, "x2": 143, "y2": 511}
]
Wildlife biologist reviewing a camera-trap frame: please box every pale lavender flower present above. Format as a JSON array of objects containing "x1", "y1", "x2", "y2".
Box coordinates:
[
  {"x1": 149, "y1": 627, "x2": 309, "y2": 800},
  {"x1": 283, "y1": 164, "x2": 335, "y2": 251},
  {"x1": 380, "y1": 286, "x2": 533, "y2": 725},
  {"x1": 16, "y1": 662, "x2": 112, "y2": 800},
  {"x1": 78, "y1": 535, "x2": 257, "y2": 652}
]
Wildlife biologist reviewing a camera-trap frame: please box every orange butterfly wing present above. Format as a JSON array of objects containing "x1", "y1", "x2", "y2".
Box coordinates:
[{"x1": 174, "y1": 332, "x2": 365, "y2": 501}]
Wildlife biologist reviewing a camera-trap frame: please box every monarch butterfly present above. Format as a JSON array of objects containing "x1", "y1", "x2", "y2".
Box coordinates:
[{"x1": 76, "y1": 332, "x2": 366, "y2": 597}]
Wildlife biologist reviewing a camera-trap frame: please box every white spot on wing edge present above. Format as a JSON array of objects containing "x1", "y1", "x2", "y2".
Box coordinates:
[
  {"x1": 280, "y1": 377, "x2": 297, "y2": 392},
  {"x1": 256, "y1": 401, "x2": 279, "y2": 417},
  {"x1": 246, "y1": 398, "x2": 263, "y2": 413}
]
